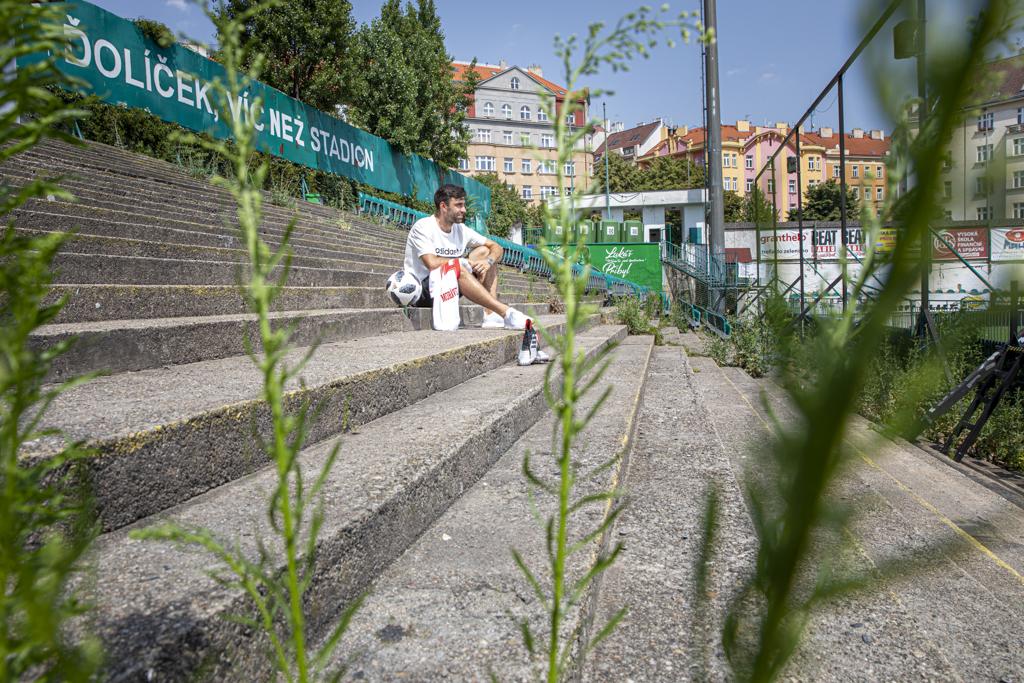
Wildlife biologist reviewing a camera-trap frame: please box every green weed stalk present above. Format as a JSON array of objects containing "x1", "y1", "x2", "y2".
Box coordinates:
[
  {"x1": 0, "y1": 1, "x2": 102, "y2": 680},
  {"x1": 130, "y1": 3, "x2": 360, "y2": 681},
  {"x1": 716, "y1": 2, "x2": 1018, "y2": 680},
  {"x1": 512, "y1": 8, "x2": 706, "y2": 681}
]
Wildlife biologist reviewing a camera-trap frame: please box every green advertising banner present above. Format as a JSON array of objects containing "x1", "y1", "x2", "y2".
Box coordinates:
[
  {"x1": 20, "y1": 1, "x2": 490, "y2": 216},
  {"x1": 588, "y1": 244, "x2": 663, "y2": 292}
]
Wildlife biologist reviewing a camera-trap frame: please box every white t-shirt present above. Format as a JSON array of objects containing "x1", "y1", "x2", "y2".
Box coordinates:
[{"x1": 403, "y1": 215, "x2": 487, "y2": 281}]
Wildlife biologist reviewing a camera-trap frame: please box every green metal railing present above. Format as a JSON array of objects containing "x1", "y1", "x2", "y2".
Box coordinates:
[{"x1": 358, "y1": 192, "x2": 430, "y2": 227}]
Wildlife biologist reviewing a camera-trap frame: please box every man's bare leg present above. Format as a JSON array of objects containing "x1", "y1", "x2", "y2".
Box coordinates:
[
  {"x1": 467, "y1": 245, "x2": 499, "y2": 315},
  {"x1": 457, "y1": 267, "x2": 509, "y2": 318}
]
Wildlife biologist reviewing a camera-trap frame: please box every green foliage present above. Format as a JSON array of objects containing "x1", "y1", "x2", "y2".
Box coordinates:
[
  {"x1": 347, "y1": 0, "x2": 473, "y2": 167},
  {"x1": 787, "y1": 179, "x2": 860, "y2": 222},
  {"x1": 216, "y1": 0, "x2": 357, "y2": 112},
  {"x1": 742, "y1": 186, "x2": 779, "y2": 224},
  {"x1": 715, "y1": 4, "x2": 1014, "y2": 680},
  {"x1": 472, "y1": 173, "x2": 529, "y2": 238},
  {"x1": 512, "y1": 8, "x2": 705, "y2": 682},
  {"x1": 132, "y1": 18, "x2": 176, "y2": 48},
  {"x1": 614, "y1": 295, "x2": 650, "y2": 335},
  {"x1": 723, "y1": 190, "x2": 744, "y2": 222},
  {"x1": 0, "y1": 2, "x2": 103, "y2": 679},
  {"x1": 593, "y1": 149, "x2": 642, "y2": 193},
  {"x1": 595, "y1": 152, "x2": 704, "y2": 194},
  {"x1": 130, "y1": 5, "x2": 360, "y2": 680},
  {"x1": 702, "y1": 315, "x2": 776, "y2": 378}
]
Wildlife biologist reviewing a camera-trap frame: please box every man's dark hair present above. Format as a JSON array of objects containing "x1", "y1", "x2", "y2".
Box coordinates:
[{"x1": 434, "y1": 184, "x2": 467, "y2": 209}]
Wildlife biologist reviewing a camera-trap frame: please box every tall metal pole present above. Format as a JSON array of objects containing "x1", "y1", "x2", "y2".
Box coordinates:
[
  {"x1": 916, "y1": 0, "x2": 930, "y2": 335},
  {"x1": 603, "y1": 101, "x2": 611, "y2": 219},
  {"x1": 703, "y1": 0, "x2": 725, "y2": 313},
  {"x1": 796, "y1": 130, "x2": 806, "y2": 325},
  {"x1": 838, "y1": 75, "x2": 849, "y2": 313},
  {"x1": 771, "y1": 157, "x2": 779, "y2": 288}
]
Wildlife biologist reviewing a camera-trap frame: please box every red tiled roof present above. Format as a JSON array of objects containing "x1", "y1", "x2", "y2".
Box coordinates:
[
  {"x1": 974, "y1": 54, "x2": 1024, "y2": 104},
  {"x1": 640, "y1": 124, "x2": 889, "y2": 161},
  {"x1": 451, "y1": 61, "x2": 574, "y2": 99},
  {"x1": 801, "y1": 131, "x2": 889, "y2": 158},
  {"x1": 594, "y1": 121, "x2": 661, "y2": 155}
]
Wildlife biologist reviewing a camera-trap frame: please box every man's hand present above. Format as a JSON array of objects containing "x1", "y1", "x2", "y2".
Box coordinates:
[{"x1": 471, "y1": 259, "x2": 491, "y2": 278}]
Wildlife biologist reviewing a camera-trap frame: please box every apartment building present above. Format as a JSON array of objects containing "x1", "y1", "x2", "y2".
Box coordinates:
[
  {"x1": 453, "y1": 61, "x2": 591, "y2": 205},
  {"x1": 934, "y1": 54, "x2": 1024, "y2": 221},
  {"x1": 640, "y1": 120, "x2": 890, "y2": 218},
  {"x1": 593, "y1": 119, "x2": 670, "y2": 163}
]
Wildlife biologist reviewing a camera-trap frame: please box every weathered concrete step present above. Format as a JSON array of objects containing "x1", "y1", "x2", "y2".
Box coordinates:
[
  {"x1": 82, "y1": 324, "x2": 627, "y2": 682},
  {"x1": 46, "y1": 283, "x2": 387, "y2": 322},
  {"x1": 35, "y1": 301, "x2": 559, "y2": 381},
  {"x1": 28, "y1": 315, "x2": 591, "y2": 532},
  {"x1": 9, "y1": 145, "x2": 412, "y2": 248},
  {"x1": 329, "y1": 335, "x2": 653, "y2": 681},
  {"x1": 690, "y1": 359, "x2": 1024, "y2": 681},
  {"x1": 12, "y1": 202, "x2": 406, "y2": 263}
]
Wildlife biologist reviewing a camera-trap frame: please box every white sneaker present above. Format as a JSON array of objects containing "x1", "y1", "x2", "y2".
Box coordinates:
[
  {"x1": 481, "y1": 311, "x2": 505, "y2": 329},
  {"x1": 504, "y1": 307, "x2": 532, "y2": 330}
]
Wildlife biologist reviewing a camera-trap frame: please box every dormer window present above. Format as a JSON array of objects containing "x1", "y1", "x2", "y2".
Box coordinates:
[
  {"x1": 483, "y1": 102, "x2": 494, "y2": 117},
  {"x1": 510, "y1": 77, "x2": 520, "y2": 91}
]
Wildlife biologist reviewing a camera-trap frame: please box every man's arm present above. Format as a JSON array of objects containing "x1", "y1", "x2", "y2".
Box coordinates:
[{"x1": 419, "y1": 253, "x2": 451, "y2": 271}]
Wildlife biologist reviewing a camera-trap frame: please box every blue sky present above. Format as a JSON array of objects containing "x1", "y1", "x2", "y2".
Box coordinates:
[{"x1": 90, "y1": 0, "x2": 1003, "y2": 135}]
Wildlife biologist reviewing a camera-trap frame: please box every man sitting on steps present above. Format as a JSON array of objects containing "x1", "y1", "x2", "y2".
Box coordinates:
[{"x1": 404, "y1": 184, "x2": 532, "y2": 330}]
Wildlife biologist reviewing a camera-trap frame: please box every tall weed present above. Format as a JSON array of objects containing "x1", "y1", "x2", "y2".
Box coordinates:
[{"x1": 0, "y1": 2, "x2": 103, "y2": 679}]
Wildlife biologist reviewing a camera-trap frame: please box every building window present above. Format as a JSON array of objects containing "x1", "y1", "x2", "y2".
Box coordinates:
[
  {"x1": 745, "y1": 178, "x2": 754, "y2": 192},
  {"x1": 510, "y1": 77, "x2": 520, "y2": 91},
  {"x1": 767, "y1": 178, "x2": 775, "y2": 193},
  {"x1": 521, "y1": 158, "x2": 532, "y2": 174},
  {"x1": 482, "y1": 102, "x2": 494, "y2": 117},
  {"x1": 977, "y1": 144, "x2": 993, "y2": 162},
  {"x1": 458, "y1": 157, "x2": 469, "y2": 171},
  {"x1": 942, "y1": 156, "x2": 953, "y2": 170},
  {"x1": 1014, "y1": 170, "x2": 1024, "y2": 188},
  {"x1": 876, "y1": 164, "x2": 883, "y2": 178},
  {"x1": 876, "y1": 186, "x2": 883, "y2": 201},
  {"x1": 520, "y1": 105, "x2": 531, "y2": 120},
  {"x1": 475, "y1": 156, "x2": 495, "y2": 171},
  {"x1": 564, "y1": 187, "x2": 572, "y2": 196},
  {"x1": 564, "y1": 161, "x2": 576, "y2": 176},
  {"x1": 788, "y1": 179, "x2": 796, "y2": 194},
  {"x1": 543, "y1": 160, "x2": 557, "y2": 174},
  {"x1": 522, "y1": 185, "x2": 532, "y2": 199},
  {"x1": 978, "y1": 112, "x2": 994, "y2": 131},
  {"x1": 502, "y1": 103, "x2": 512, "y2": 119},
  {"x1": 809, "y1": 179, "x2": 819, "y2": 187},
  {"x1": 1014, "y1": 202, "x2": 1024, "y2": 218},
  {"x1": 852, "y1": 187, "x2": 860, "y2": 199},
  {"x1": 745, "y1": 154, "x2": 753, "y2": 169},
  {"x1": 541, "y1": 134, "x2": 555, "y2": 148},
  {"x1": 943, "y1": 181, "x2": 952, "y2": 199},
  {"x1": 520, "y1": 133, "x2": 531, "y2": 146},
  {"x1": 1014, "y1": 138, "x2": 1024, "y2": 156},
  {"x1": 852, "y1": 165, "x2": 859, "y2": 178},
  {"x1": 537, "y1": 108, "x2": 549, "y2": 122},
  {"x1": 1018, "y1": 107, "x2": 1024, "y2": 125},
  {"x1": 504, "y1": 157, "x2": 514, "y2": 173},
  {"x1": 476, "y1": 129, "x2": 491, "y2": 143},
  {"x1": 502, "y1": 131, "x2": 513, "y2": 145},
  {"x1": 540, "y1": 186, "x2": 557, "y2": 198},
  {"x1": 566, "y1": 112, "x2": 575, "y2": 125},
  {"x1": 977, "y1": 206, "x2": 992, "y2": 220},
  {"x1": 808, "y1": 156, "x2": 820, "y2": 171},
  {"x1": 976, "y1": 176, "x2": 989, "y2": 195},
  {"x1": 833, "y1": 165, "x2": 841, "y2": 178},
  {"x1": 944, "y1": 210, "x2": 953, "y2": 219}
]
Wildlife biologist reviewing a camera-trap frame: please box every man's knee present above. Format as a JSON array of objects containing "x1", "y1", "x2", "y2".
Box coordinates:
[{"x1": 467, "y1": 245, "x2": 490, "y2": 263}]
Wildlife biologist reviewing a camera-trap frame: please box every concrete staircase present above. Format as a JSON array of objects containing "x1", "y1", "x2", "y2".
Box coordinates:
[{"x1": 3, "y1": 137, "x2": 626, "y2": 681}]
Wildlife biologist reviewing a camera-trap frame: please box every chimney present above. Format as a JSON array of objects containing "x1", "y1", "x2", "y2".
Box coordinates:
[
  {"x1": 527, "y1": 64, "x2": 543, "y2": 77},
  {"x1": 498, "y1": 58, "x2": 507, "y2": 68},
  {"x1": 852, "y1": 128, "x2": 864, "y2": 138},
  {"x1": 736, "y1": 119, "x2": 750, "y2": 132},
  {"x1": 679, "y1": 125, "x2": 688, "y2": 136},
  {"x1": 776, "y1": 122, "x2": 788, "y2": 131},
  {"x1": 870, "y1": 129, "x2": 884, "y2": 140},
  {"x1": 819, "y1": 126, "x2": 833, "y2": 138}
]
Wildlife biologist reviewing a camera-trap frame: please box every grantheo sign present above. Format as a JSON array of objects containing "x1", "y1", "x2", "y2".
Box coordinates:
[{"x1": 19, "y1": 1, "x2": 490, "y2": 216}]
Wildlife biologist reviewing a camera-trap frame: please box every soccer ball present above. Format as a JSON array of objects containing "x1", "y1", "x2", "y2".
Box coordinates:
[{"x1": 386, "y1": 270, "x2": 421, "y2": 307}]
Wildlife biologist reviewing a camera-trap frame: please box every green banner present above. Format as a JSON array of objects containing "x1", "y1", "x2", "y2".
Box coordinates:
[
  {"x1": 20, "y1": 1, "x2": 490, "y2": 216},
  {"x1": 588, "y1": 244, "x2": 663, "y2": 292}
]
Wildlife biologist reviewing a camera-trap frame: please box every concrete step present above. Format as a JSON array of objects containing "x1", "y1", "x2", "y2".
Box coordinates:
[
  {"x1": 82, "y1": 324, "x2": 627, "y2": 682},
  {"x1": 328, "y1": 335, "x2": 653, "y2": 681},
  {"x1": 27, "y1": 315, "x2": 590, "y2": 532},
  {"x1": 34, "y1": 301, "x2": 559, "y2": 381},
  {"x1": 9, "y1": 142, "x2": 412, "y2": 248},
  {"x1": 685, "y1": 357, "x2": 1024, "y2": 681}
]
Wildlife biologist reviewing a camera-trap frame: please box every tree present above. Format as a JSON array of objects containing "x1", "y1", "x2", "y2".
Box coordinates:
[
  {"x1": 722, "y1": 190, "x2": 744, "y2": 222},
  {"x1": 347, "y1": 0, "x2": 474, "y2": 168},
  {"x1": 472, "y1": 173, "x2": 529, "y2": 238},
  {"x1": 742, "y1": 186, "x2": 779, "y2": 224},
  {"x1": 638, "y1": 155, "x2": 705, "y2": 191},
  {"x1": 593, "y1": 151, "x2": 642, "y2": 193},
  {"x1": 216, "y1": 0, "x2": 356, "y2": 113},
  {"x1": 788, "y1": 179, "x2": 860, "y2": 221}
]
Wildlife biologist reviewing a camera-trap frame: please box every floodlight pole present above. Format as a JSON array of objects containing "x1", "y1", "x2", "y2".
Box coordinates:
[
  {"x1": 603, "y1": 101, "x2": 611, "y2": 219},
  {"x1": 703, "y1": 0, "x2": 725, "y2": 313},
  {"x1": 916, "y1": 0, "x2": 930, "y2": 336}
]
